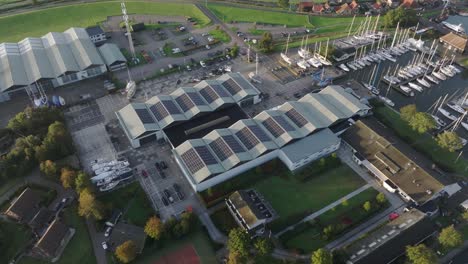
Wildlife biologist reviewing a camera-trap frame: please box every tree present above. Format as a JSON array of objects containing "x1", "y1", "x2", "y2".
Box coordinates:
[
  {"x1": 227, "y1": 251, "x2": 242, "y2": 264},
  {"x1": 278, "y1": 0, "x2": 289, "y2": 8},
  {"x1": 376, "y1": 192, "x2": 387, "y2": 204},
  {"x1": 254, "y1": 238, "x2": 274, "y2": 256},
  {"x1": 341, "y1": 199, "x2": 349, "y2": 207},
  {"x1": 115, "y1": 240, "x2": 137, "y2": 263},
  {"x1": 60, "y1": 167, "x2": 77, "y2": 189},
  {"x1": 322, "y1": 225, "x2": 335, "y2": 240},
  {"x1": 409, "y1": 112, "x2": 437, "y2": 134},
  {"x1": 75, "y1": 171, "x2": 91, "y2": 193},
  {"x1": 363, "y1": 201, "x2": 372, "y2": 212},
  {"x1": 406, "y1": 244, "x2": 437, "y2": 264},
  {"x1": 383, "y1": 7, "x2": 418, "y2": 28},
  {"x1": 145, "y1": 216, "x2": 164, "y2": 240},
  {"x1": 438, "y1": 225, "x2": 463, "y2": 249},
  {"x1": 78, "y1": 188, "x2": 104, "y2": 220},
  {"x1": 400, "y1": 104, "x2": 417, "y2": 123},
  {"x1": 436, "y1": 131, "x2": 463, "y2": 152},
  {"x1": 40, "y1": 160, "x2": 58, "y2": 179},
  {"x1": 462, "y1": 211, "x2": 468, "y2": 221},
  {"x1": 311, "y1": 248, "x2": 333, "y2": 264},
  {"x1": 230, "y1": 42, "x2": 239, "y2": 58},
  {"x1": 259, "y1": 32, "x2": 274, "y2": 53},
  {"x1": 227, "y1": 228, "x2": 251, "y2": 258}
]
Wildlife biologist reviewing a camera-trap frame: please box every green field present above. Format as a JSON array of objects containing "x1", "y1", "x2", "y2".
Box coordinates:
[
  {"x1": 0, "y1": 1, "x2": 210, "y2": 42},
  {"x1": 211, "y1": 206, "x2": 238, "y2": 235},
  {"x1": 19, "y1": 205, "x2": 96, "y2": 264},
  {"x1": 208, "y1": 3, "x2": 311, "y2": 27},
  {"x1": 0, "y1": 221, "x2": 32, "y2": 264},
  {"x1": 373, "y1": 104, "x2": 468, "y2": 176},
  {"x1": 254, "y1": 164, "x2": 365, "y2": 231},
  {"x1": 209, "y1": 28, "x2": 231, "y2": 43}
]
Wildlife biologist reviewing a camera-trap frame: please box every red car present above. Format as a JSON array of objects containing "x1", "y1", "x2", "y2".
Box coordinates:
[{"x1": 141, "y1": 170, "x2": 148, "y2": 178}]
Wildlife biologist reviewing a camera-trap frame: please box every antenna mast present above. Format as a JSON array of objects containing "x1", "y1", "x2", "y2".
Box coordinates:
[{"x1": 121, "y1": 2, "x2": 136, "y2": 60}]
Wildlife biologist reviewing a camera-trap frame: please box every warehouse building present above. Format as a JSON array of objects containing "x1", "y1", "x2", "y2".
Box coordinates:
[
  {"x1": 116, "y1": 73, "x2": 262, "y2": 148},
  {"x1": 0, "y1": 27, "x2": 126, "y2": 102},
  {"x1": 173, "y1": 85, "x2": 371, "y2": 192}
]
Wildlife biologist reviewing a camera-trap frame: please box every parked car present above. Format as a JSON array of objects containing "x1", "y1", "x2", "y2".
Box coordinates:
[
  {"x1": 173, "y1": 183, "x2": 184, "y2": 200},
  {"x1": 160, "y1": 161, "x2": 168, "y2": 169},
  {"x1": 163, "y1": 189, "x2": 174, "y2": 203},
  {"x1": 141, "y1": 169, "x2": 148, "y2": 178},
  {"x1": 200, "y1": 61, "x2": 207, "y2": 68},
  {"x1": 160, "y1": 171, "x2": 166, "y2": 179},
  {"x1": 186, "y1": 64, "x2": 192, "y2": 71},
  {"x1": 205, "y1": 44, "x2": 211, "y2": 50},
  {"x1": 162, "y1": 196, "x2": 169, "y2": 206},
  {"x1": 105, "y1": 210, "x2": 122, "y2": 227},
  {"x1": 102, "y1": 241, "x2": 109, "y2": 250},
  {"x1": 104, "y1": 226, "x2": 112, "y2": 237}
]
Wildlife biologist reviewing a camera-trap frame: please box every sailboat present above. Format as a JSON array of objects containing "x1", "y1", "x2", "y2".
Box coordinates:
[
  {"x1": 281, "y1": 34, "x2": 292, "y2": 65},
  {"x1": 338, "y1": 64, "x2": 350, "y2": 72},
  {"x1": 298, "y1": 36, "x2": 311, "y2": 58},
  {"x1": 447, "y1": 102, "x2": 467, "y2": 114},
  {"x1": 125, "y1": 68, "x2": 136, "y2": 99},
  {"x1": 438, "y1": 107, "x2": 458, "y2": 121},
  {"x1": 431, "y1": 115, "x2": 446, "y2": 129}
]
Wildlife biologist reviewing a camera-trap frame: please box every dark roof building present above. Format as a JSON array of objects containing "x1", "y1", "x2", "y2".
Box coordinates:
[
  {"x1": 32, "y1": 219, "x2": 72, "y2": 261},
  {"x1": 342, "y1": 118, "x2": 452, "y2": 205},
  {"x1": 29, "y1": 207, "x2": 54, "y2": 232},
  {"x1": 5, "y1": 188, "x2": 41, "y2": 223}
]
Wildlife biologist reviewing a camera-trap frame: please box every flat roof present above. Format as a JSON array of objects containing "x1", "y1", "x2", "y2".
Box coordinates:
[
  {"x1": 227, "y1": 190, "x2": 271, "y2": 230},
  {"x1": 440, "y1": 32, "x2": 467, "y2": 51},
  {"x1": 165, "y1": 104, "x2": 249, "y2": 148},
  {"x1": 342, "y1": 118, "x2": 446, "y2": 204}
]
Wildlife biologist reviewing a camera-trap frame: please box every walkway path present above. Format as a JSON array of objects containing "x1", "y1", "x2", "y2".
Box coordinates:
[{"x1": 275, "y1": 183, "x2": 371, "y2": 237}]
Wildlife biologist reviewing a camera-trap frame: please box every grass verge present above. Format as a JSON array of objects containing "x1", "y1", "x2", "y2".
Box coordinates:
[
  {"x1": 209, "y1": 28, "x2": 231, "y2": 43},
  {"x1": 210, "y1": 206, "x2": 238, "y2": 235},
  {"x1": 0, "y1": 221, "x2": 32, "y2": 264}
]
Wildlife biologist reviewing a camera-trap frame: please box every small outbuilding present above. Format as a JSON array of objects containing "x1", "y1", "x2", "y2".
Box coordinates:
[
  {"x1": 461, "y1": 199, "x2": 468, "y2": 211},
  {"x1": 440, "y1": 32, "x2": 467, "y2": 54},
  {"x1": 98, "y1": 43, "x2": 127, "y2": 72}
]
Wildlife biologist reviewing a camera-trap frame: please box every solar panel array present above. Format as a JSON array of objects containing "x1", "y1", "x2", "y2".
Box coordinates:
[
  {"x1": 285, "y1": 109, "x2": 308, "y2": 128},
  {"x1": 161, "y1": 100, "x2": 181, "y2": 115},
  {"x1": 199, "y1": 87, "x2": 219, "y2": 103},
  {"x1": 262, "y1": 118, "x2": 285, "y2": 138},
  {"x1": 222, "y1": 79, "x2": 242, "y2": 96},
  {"x1": 175, "y1": 94, "x2": 195, "y2": 112},
  {"x1": 222, "y1": 135, "x2": 245, "y2": 153},
  {"x1": 135, "y1": 108, "x2": 154, "y2": 124},
  {"x1": 273, "y1": 115, "x2": 296, "y2": 131},
  {"x1": 194, "y1": 146, "x2": 218, "y2": 165},
  {"x1": 235, "y1": 127, "x2": 260, "y2": 150},
  {"x1": 248, "y1": 125, "x2": 271, "y2": 142},
  {"x1": 209, "y1": 138, "x2": 234, "y2": 161},
  {"x1": 149, "y1": 102, "x2": 169, "y2": 121},
  {"x1": 180, "y1": 148, "x2": 204, "y2": 174},
  {"x1": 211, "y1": 84, "x2": 230, "y2": 97},
  {"x1": 187, "y1": 92, "x2": 205, "y2": 106}
]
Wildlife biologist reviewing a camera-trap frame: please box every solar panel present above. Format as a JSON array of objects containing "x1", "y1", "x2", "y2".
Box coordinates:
[
  {"x1": 194, "y1": 146, "x2": 218, "y2": 165},
  {"x1": 199, "y1": 87, "x2": 219, "y2": 103},
  {"x1": 262, "y1": 118, "x2": 285, "y2": 138},
  {"x1": 211, "y1": 84, "x2": 230, "y2": 97},
  {"x1": 187, "y1": 92, "x2": 205, "y2": 106},
  {"x1": 135, "y1": 108, "x2": 155, "y2": 124},
  {"x1": 175, "y1": 94, "x2": 194, "y2": 112},
  {"x1": 248, "y1": 125, "x2": 271, "y2": 142},
  {"x1": 149, "y1": 102, "x2": 169, "y2": 121},
  {"x1": 209, "y1": 138, "x2": 233, "y2": 161},
  {"x1": 273, "y1": 115, "x2": 296, "y2": 131},
  {"x1": 222, "y1": 79, "x2": 242, "y2": 96},
  {"x1": 235, "y1": 127, "x2": 259, "y2": 150},
  {"x1": 285, "y1": 109, "x2": 308, "y2": 128},
  {"x1": 222, "y1": 135, "x2": 245, "y2": 153},
  {"x1": 180, "y1": 148, "x2": 204, "y2": 174},
  {"x1": 161, "y1": 100, "x2": 181, "y2": 115}
]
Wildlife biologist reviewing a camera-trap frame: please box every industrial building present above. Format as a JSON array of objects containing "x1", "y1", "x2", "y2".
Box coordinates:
[
  {"x1": 173, "y1": 85, "x2": 370, "y2": 192},
  {"x1": 85, "y1": 26, "x2": 107, "y2": 45},
  {"x1": 0, "y1": 27, "x2": 126, "y2": 102},
  {"x1": 116, "y1": 73, "x2": 262, "y2": 148}
]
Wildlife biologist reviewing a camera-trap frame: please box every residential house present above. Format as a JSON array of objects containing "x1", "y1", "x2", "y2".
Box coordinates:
[
  {"x1": 4, "y1": 188, "x2": 41, "y2": 223},
  {"x1": 31, "y1": 219, "x2": 73, "y2": 261},
  {"x1": 335, "y1": 3, "x2": 352, "y2": 15},
  {"x1": 440, "y1": 32, "x2": 467, "y2": 53},
  {"x1": 298, "y1": 1, "x2": 315, "y2": 12},
  {"x1": 401, "y1": 0, "x2": 418, "y2": 8},
  {"x1": 313, "y1": 4, "x2": 325, "y2": 13}
]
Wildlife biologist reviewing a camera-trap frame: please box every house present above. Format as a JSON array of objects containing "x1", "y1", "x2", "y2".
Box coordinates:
[
  {"x1": 342, "y1": 118, "x2": 458, "y2": 206},
  {"x1": 372, "y1": 2, "x2": 383, "y2": 10},
  {"x1": 31, "y1": 219, "x2": 74, "y2": 261},
  {"x1": 85, "y1": 26, "x2": 106, "y2": 45},
  {"x1": 335, "y1": 3, "x2": 352, "y2": 15},
  {"x1": 349, "y1": 0, "x2": 359, "y2": 10},
  {"x1": 401, "y1": 0, "x2": 418, "y2": 8},
  {"x1": 98, "y1": 43, "x2": 127, "y2": 72},
  {"x1": 226, "y1": 190, "x2": 274, "y2": 236},
  {"x1": 312, "y1": 4, "x2": 325, "y2": 13},
  {"x1": 385, "y1": 0, "x2": 400, "y2": 8},
  {"x1": 439, "y1": 32, "x2": 467, "y2": 53},
  {"x1": 345, "y1": 208, "x2": 438, "y2": 264},
  {"x1": 4, "y1": 188, "x2": 41, "y2": 223},
  {"x1": 298, "y1": 1, "x2": 315, "y2": 12},
  {"x1": 28, "y1": 207, "x2": 54, "y2": 234}
]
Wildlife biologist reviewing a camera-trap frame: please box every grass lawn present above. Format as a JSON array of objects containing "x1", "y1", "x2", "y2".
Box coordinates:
[
  {"x1": 100, "y1": 182, "x2": 153, "y2": 227},
  {"x1": 0, "y1": 177, "x2": 23, "y2": 197},
  {"x1": 274, "y1": 32, "x2": 348, "y2": 51},
  {"x1": 254, "y1": 164, "x2": 365, "y2": 231},
  {"x1": 0, "y1": 221, "x2": 32, "y2": 264},
  {"x1": 461, "y1": 224, "x2": 468, "y2": 240},
  {"x1": 207, "y1": 3, "x2": 311, "y2": 27},
  {"x1": 248, "y1": 28, "x2": 269, "y2": 35},
  {"x1": 19, "y1": 205, "x2": 96, "y2": 264},
  {"x1": 209, "y1": 29, "x2": 231, "y2": 43},
  {"x1": 0, "y1": 2, "x2": 210, "y2": 42},
  {"x1": 210, "y1": 206, "x2": 238, "y2": 235},
  {"x1": 373, "y1": 105, "x2": 468, "y2": 176}
]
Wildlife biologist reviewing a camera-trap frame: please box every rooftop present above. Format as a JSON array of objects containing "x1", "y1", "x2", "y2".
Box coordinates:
[
  {"x1": 440, "y1": 32, "x2": 467, "y2": 51},
  {"x1": 5, "y1": 188, "x2": 41, "y2": 222},
  {"x1": 34, "y1": 219, "x2": 69, "y2": 257},
  {"x1": 85, "y1": 25, "x2": 104, "y2": 36},
  {"x1": 227, "y1": 190, "x2": 272, "y2": 230},
  {"x1": 98, "y1": 43, "x2": 126, "y2": 66},
  {"x1": 342, "y1": 118, "x2": 446, "y2": 204}
]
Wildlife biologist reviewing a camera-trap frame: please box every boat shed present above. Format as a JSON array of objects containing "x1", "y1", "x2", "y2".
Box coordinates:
[
  {"x1": 440, "y1": 32, "x2": 467, "y2": 53},
  {"x1": 98, "y1": 43, "x2": 127, "y2": 72}
]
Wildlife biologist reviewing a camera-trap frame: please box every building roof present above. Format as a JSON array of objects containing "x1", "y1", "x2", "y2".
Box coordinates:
[
  {"x1": 440, "y1": 32, "x2": 468, "y2": 51},
  {"x1": 175, "y1": 85, "x2": 370, "y2": 184},
  {"x1": 29, "y1": 207, "x2": 53, "y2": 230},
  {"x1": 346, "y1": 209, "x2": 437, "y2": 264},
  {"x1": 313, "y1": 4, "x2": 324, "y2": 12},
  {"x1": 5, "y1": 188, "x2": 41, "y2": 222},
  {"x1": 34, "y1": 219, "x2": 69, "y2": 257},
  {"x1": 342, "y1": 118, "x2": 446, "y2": 204},
  {"x1": 85, "y1": 26, "x2": 104, "y2": 36},
  {"x1": 280, "y1": 128, "x2": 340, "y2": 163},
  {"x1": 0, "y1": 27, "x2": 105, "y2": 92},
  {"x1": 335, "y1": 3, "x2": 351, "y2": 13},
  {"x1": 228, "y1": 190, "x2": 271, "y2": 230},
  {"x1": 116, "y1": 73, "x2": 261, "y2": 140},
  {"x1": 98, "y1": 43, "x2": 126, "y2": 66}
]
